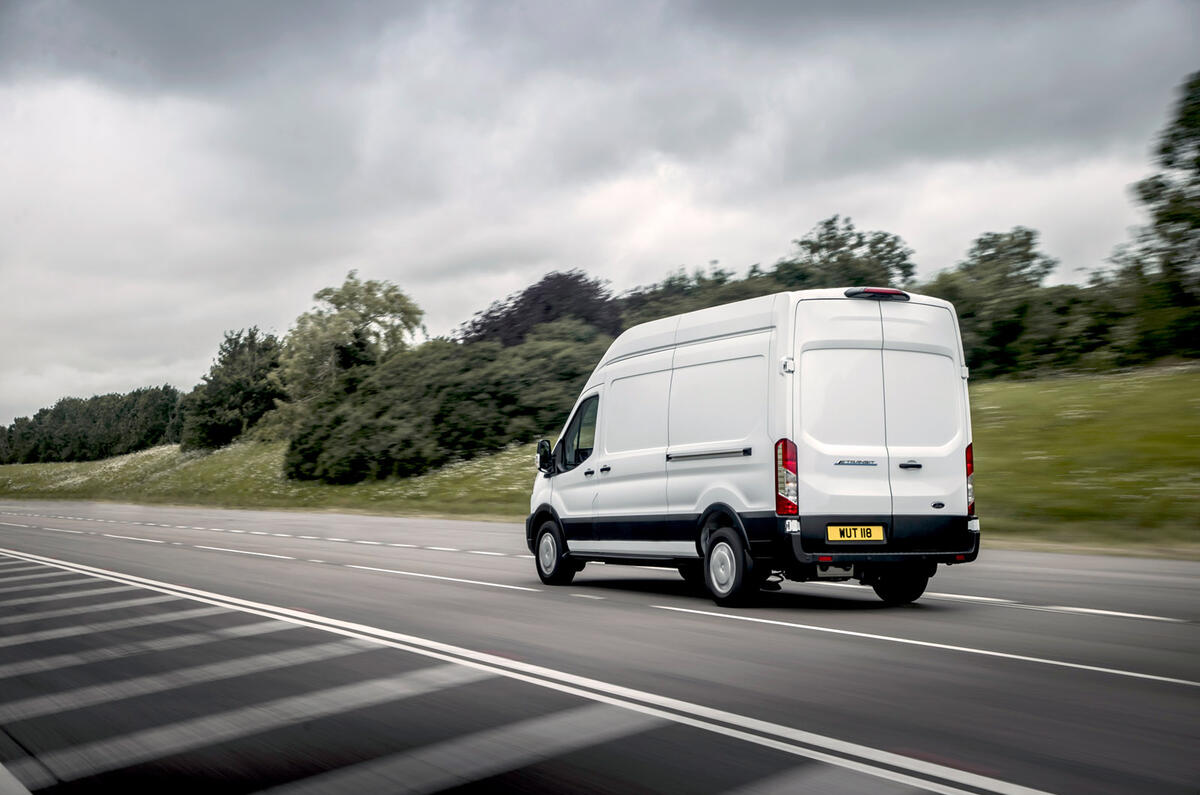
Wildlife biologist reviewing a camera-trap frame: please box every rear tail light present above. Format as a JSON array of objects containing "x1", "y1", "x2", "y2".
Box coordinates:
[
  {"x1": 775, "y1": 438, "x2": 798, "y2": 515},
  {"x1": 966, "y1": 442, "x2": 975, "y2": 515}
]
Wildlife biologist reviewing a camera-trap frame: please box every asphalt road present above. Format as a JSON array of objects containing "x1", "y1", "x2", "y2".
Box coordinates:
[{"x1": 0, "y1": 499, "x2": 1196, "y2": 794}]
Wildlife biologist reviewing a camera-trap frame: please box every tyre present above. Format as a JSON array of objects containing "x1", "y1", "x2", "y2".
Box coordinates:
[
  {"x1": 704, "y1": 527, "x2": 757, "y2": 606},
  {"x1": 871, "y1": 568, "x2": 929, "y2": 605},
  {"x1": 534, "y1": 521, "x2": 575, "y2": 585},
  {"x1": 677, "y1": 561, "x2": 705, "y2": 590}
]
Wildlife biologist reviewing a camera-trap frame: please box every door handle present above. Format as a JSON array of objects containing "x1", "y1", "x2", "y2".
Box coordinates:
[
  {"x1": 898, "y1": 461, "x2": 922, "y2": 470},
  {"x1": 583, "y1": 469, "x2": 595, "y2": 477},
  {"x1": 599, "y1": 465, "x2": 611, "y2": 473}
]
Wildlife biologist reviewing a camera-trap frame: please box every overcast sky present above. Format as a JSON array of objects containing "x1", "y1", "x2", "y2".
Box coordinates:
[{"x1": 1, "y1": 1, "x2": 1197, "y2": 425}]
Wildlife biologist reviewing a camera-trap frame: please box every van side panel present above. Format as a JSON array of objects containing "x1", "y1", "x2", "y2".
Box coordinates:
[{"x1": 666, "y1": 330, "x2": 773, "y2": 519}]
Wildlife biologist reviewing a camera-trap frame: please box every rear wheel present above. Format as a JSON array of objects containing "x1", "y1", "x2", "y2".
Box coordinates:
[
  {"x1": 535, "y1": 521, "x2": 575, "y2": 585},
  {"x1": 872, "y1": 568, "x2": 929, "y2": 605},
  {"x1": 704, "y1": 528, "x2": 756, "y2": 606}
]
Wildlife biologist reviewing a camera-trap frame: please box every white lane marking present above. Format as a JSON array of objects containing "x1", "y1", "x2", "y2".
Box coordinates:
[
  {"x1": 271, "y1": 533, "x2": 292, "y2": 538},
  {"x1": 467, "y1": 550, "x2": 507, "y2": 556},
  {"x1": 0, "y1": 522, "x2": 31, "y2": 528},
  {"x1": 516, "y1": 554, "x2": 535, "y2": 559},
  {"x1": 570, "y1": 593, "x2": 605, "y2": 600},
  {"x1": 228, "y1": 529, "x2": 246, "y2": 533},
  {"x1": 0, "y1": 565, "x2": 49, "y2": 574},
  {"x1": 327, "y1": 537, "x2": 349, "y2": 542},
  {"x1": 353, "y1": 540, "x2": 382, "y2": 546},
  {"x1": 346, "y1": 564, "x2": 541, "y2": 593},
  {"x1": 929, "y1": 592, "x2": 1018, "y2": 604},
  {"x1": 0, "y1": 548, "x2": 1044, "y2": 795},
  {"x1": 0, "y1": 639, "x2": 377, "y2": 722},
  {"x1": 0, "y1": 577, "x2": 94, "y2": 596},
  {"x1": 0, "y1": 585, "x2": 136, "y2": 608},
  {"x1": 1038, "y1": 606, "x2": 1186, "y2": 623},
  {"x1": 8, "y1": 665, "x2": 493, "y2": 790},
  {"x1": 194, "y1": 545, "x2": 295, "y2": 561},
  {"x1": 307, "y1": 559, "x2": 326, "y2": 564},
  {"x1": 262, "y1": 703, "x2": 662, "y2": 795},
  {"x1": 174, "y1": 526, "x2": 189, "y2": 529},
  {"x1": 0, "y1": 758, "x2": 32, "y2": 795},
  {"x1": 0, "y1": 595, "x2": 179, "y2": 625},
  {"x1": 298, "y1": 535, "x2": 319, "y2": 540},
  {"x1": 387, "y1": 543, "x2": 415, "y2": 548},
  {"x1": 0, "y1": 620, "x2": 291, "y2": 680},
  {"x1": 249, "y1": 531, "x2": 269, "y2": 536},
  {"x1": 426, "y1": 546, "x2": 459, "y2": 552},
  {"x1": 43, "y1": 527, "x2": 84, "y2": 535},
  {"x1": 102, "y1": 533, "x2": 165, "y2": 544},
  {"x1": 0, "y1": 571, "x2": 83, "y2": 585},
  {"x1": 653, "y1": 605, "x2": 1199, "y2": 688},
  {"x1": 210, "y1": 528, "x2": 227, "y2": 532},
  {"x1": 189, "y1": 527, "x2": 206, "y2": 530},
  {"x1": 0, "y1": 606, "x2": 230, "y2": 649},
  {"x1": 722, "y1": 761, "x2": 919, "y2": 795}
]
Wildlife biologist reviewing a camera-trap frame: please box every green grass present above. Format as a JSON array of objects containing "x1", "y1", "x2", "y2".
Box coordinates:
[{"x1": 2, "y1": 365, "x2": 1197, "y2": 555}]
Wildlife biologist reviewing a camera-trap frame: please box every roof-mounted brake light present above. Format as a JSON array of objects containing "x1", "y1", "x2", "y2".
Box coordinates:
[{"x1": 844, "y1": 287, "x2": 910, "y2": 301}]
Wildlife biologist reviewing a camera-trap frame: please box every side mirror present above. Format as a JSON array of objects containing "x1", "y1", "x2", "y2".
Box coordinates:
[{"x1": 536, "y1": 439, "x2": 553, "y2": 474}]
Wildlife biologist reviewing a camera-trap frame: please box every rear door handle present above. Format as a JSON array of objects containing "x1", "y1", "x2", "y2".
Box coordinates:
[
  {"x1": 599, "y1": 465, "x2": 611, "y2": 473},
  {"x1": 584, "y1": 469, "x2": 595, "y2": 477},
  {"x1": 899, "y1": 461, "x2": 922, "y2": 470}
]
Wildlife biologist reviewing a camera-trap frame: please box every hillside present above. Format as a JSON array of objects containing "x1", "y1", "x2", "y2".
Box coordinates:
[{"x1": 2, "y1": 366, "x2": 1197, "y2": 555}]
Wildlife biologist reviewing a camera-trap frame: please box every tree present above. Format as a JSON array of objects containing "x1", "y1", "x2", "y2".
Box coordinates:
[
  {"x1": 457, "y1": 270, "x2": 622, "y2": 346},
  {"x1": 774, "y1": 215, "x2": 915, "y2": 289},
  {"x1": 922, "y1": 227, "x2": 1058, "y2": 376},
  {"x1": 180, "y1": 328, "x2": 285, "y2": 450},
  {"x1": 276, "y1": 271, "x2": 425, "y2": 412},
  {"x1": 1116, "y1": 70, "x2": 1200, "y2": 359}
]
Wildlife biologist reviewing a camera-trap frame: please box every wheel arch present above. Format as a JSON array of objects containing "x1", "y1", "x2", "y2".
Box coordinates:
[
  {"x1": 527, "y1": 504, "x2": 562, "y2": 553},
  {"x1": 696, "y1": 503, "x2": 751, "y2": 557}
]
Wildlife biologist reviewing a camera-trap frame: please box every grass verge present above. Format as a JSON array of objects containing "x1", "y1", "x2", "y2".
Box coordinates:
[{"x1": 1, "y1": 366, "x2": 1197, "y2": 556}]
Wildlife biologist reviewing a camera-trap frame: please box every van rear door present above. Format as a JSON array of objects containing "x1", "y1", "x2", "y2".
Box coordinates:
[
  {"x1": 794, "y1": 299, "x2": 892, "y2": 544},
  {"x1": 880, "y1": 301, "x2": 970, "y2": 547}
]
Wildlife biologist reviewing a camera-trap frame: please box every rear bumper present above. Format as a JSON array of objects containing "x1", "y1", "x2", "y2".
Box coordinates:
[{"x1": 745, "y1": 513, "x2": 980, "y2": 566}]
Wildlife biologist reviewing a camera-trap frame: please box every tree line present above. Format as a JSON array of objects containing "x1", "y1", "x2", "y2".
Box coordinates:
[{"x1": 3, "y1": 71, "x2": 1197, "y2": 478}]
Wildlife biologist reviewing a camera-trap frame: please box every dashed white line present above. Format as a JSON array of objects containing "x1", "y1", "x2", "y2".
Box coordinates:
[
  {"x1": 327, "y1": 537, "x2": 349, "y2": 542},
  {"x1": 298, "y1": 535, "x2": 319, "y2": 540},
  {"x1": 249, "y1": 531, "x2": 269, "y2": 536},
  {"x1": 193, "y1": 545, "x2": 295, "y2": 560},
  {"x1": 467, "y1": 550, "x2": 507, "y2": 557},
  {"x1": 570, "y1": 593, "x2": 605, "y2": 600},
  {"x1": 388, "y1": 543, "x2": 415, "y2": 548},
  {"x1": 43, "y1": 527, "x2": 85, "y2": 535},
  {"x1": 0, "y1": 522, "x2": 32, "y2": 528},
  {"x1": 345, "y1": 564, "x2": 541, "y2": 592},
  {"x1": 307, "y1": 559, "x2": 326, "y2": 564},
  {"x1": 426, "y1": 546, "x2": 459, "y2": 552},
  {"x1": 653, "y1": 605, "x2": 1199, "y2": 688},
  {"x1": 271, "y1": 533, "x2": 292, "y2": 538},
  {"x1": 353, "y1": 540, "x2": 383, "y2": 546},
  {"x1": 102, "y1": 534, "x2": 165, "y2": 545}
]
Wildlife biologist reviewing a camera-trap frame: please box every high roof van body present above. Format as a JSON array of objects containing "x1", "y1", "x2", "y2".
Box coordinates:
[{"x1": 527, "y1": 287, "x2": 979, "y2": 605}]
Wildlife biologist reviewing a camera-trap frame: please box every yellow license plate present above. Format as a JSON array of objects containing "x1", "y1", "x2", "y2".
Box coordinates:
[{"x1": 827, "y1": 525, "x2": 885, "y2": 542}]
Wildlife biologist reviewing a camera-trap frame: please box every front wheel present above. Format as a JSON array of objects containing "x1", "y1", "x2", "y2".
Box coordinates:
[
  {"x1": 872, "y1": 569, "x2": 929, "y2": 605},
  {"x1": 535, "y1": 521, "x2": 575, "y2": 585},
  {"x1": 704, "y1": 528, "x2": 756, "y2": 606}
]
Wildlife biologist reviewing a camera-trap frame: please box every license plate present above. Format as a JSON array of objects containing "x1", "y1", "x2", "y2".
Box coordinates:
[{"x1": 827, "y1": 525, "x2": 884, "y2": 542}]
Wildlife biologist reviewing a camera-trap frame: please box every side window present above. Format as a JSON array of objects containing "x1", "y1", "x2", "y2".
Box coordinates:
[{"x1": 560, "y1": 395, "x2": 599, "y2": 471}]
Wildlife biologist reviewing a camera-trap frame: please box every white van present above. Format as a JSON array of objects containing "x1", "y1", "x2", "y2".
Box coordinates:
[{"x1": 527, "y1": 287, "x2": 979, "y2": 605}]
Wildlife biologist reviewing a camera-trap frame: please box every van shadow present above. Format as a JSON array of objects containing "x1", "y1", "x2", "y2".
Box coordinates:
[{"x1": 580, "y1": 577, "x2": 915, "y2": 611}]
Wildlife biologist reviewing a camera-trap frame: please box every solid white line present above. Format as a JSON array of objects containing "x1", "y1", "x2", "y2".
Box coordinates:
[
  {"x1": 102, "y1": 533, "x2": 165, "y2": 544},
  {"x1": 652, "y1": 605, "x2": 1199, "y2": 688},
  {"x1": 8, "y1": 665, "x2": 493, "y2": 789},
  {"x1": 345, "y1": 564, "x2": 541, "y2": 592},
  {"x1": 0, "y1": 595, "x2": 179, "y2": 625},
  {"x1": 194, "y1": 545, "x2": 295, "y2": 560},
  {"x1": 0, "y1": 547, "x2": 1049, "y2": 795}
]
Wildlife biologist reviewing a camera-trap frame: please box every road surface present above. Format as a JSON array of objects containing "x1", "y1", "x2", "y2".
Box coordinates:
[{"x1": 0, "y1": 499, "x2": 1196, "y2": 794}]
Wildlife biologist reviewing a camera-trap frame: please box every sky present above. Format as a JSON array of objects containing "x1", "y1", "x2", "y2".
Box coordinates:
[{"x1": 0, "y1": 0, "x2": 1197, "y2": 425}]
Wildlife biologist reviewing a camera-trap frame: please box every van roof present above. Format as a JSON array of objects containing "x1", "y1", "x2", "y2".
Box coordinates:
[{"x1": 598, "y1": 288, "x2": 954, "y2": 368}]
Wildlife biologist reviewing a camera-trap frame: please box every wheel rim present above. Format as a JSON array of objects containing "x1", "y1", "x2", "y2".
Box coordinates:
[
  {"x1": 709, "y1": 541, "x2": 736, "y2": 595},
  {"x1": 538, "y1": 531, "x2": 557, "y2": 574}
]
